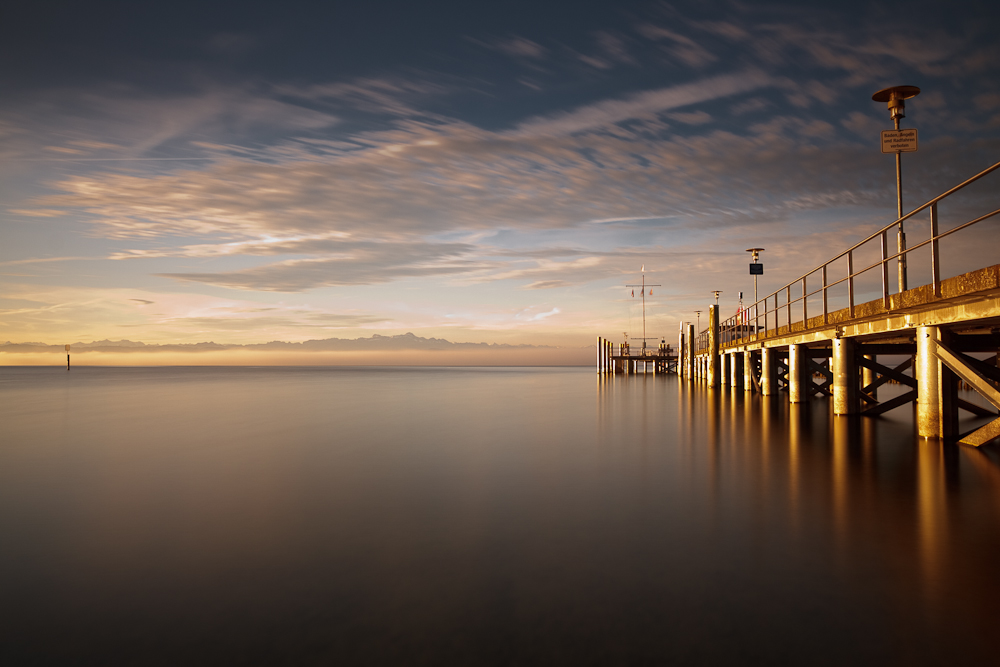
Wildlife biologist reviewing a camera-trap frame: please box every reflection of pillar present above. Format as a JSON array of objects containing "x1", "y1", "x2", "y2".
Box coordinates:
[
  {"x1": 744, "y1": 350, "x2": 755, "y2": 392},
  {"x1": 831, "y1": 415, "x2": 851, "y2": 543},
  {"x1": 761, "y1": 347, "x2": 777, "y2": 396},
  {"x1": 732, "y1": 352, "x2": 744, "y2": 389},
  {"x1": 789, "y1": 344, "x2": 809, "y2": 403},
  {"x1": 916, "y1": 326, "x2": 958, "y2": 439},
  {"x1": 833, "y1": 337, "x2": 858, "y2": 415},
  {"x1": 916, "y1": 441, "x2": 946, "y2": 600},
  {"x1": 788, "y1": 402, "x2": 805, "y2": 525},
  {"x1": 707, "y1": 305, "x2": 720, "y2": 388}
]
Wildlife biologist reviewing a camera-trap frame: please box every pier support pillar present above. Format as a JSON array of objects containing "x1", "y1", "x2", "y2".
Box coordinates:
[
  {"x1": 916, "y1": 326, "x2": 959, "y2": 439},
  {"x1": 678, "y1": 326, "x2": 686, "y2": 378},
  {"x1": 788, "y1": 344, "x2": 809, "y2": 403},
  {"x1": 685, "y1": 324, "x2": 695, "y2": 379},
  {"x1": 743, "y1": 351, "x2": 755, "y2": 392},
  {"x1": 862, "y1": 354, "x2": 876, "y2": 400},
  {"x1": 761, "y1": 347, "x2": 778, "y2": 396},
  {"x1": 833, "y1": 337, "x2": 859, "y2": 415},
  {"x1": 707, "y1": 305, "x2": 721, "y2": 388},
  {"x1": 722, "y1": 352, "x2": 731, "y2": 387},
  {"x1": 731, "y1": 352, "x2": 744, "y2": 390}
]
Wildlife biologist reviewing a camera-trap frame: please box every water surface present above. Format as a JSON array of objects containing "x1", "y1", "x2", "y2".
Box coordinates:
[{"x1": 2, "y1": 366, "x2": 999, "y2": 665}]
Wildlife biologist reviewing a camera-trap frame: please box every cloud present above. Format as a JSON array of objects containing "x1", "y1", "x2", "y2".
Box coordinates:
[
  {"x1": 636, "y1": 23, "x2": 717, "y2": 68},
  {"x1": 667, "y1": 110, "x2": 711, "y2": 125},
  {"x1": 524, "y1": 280, "x2": 571, "y2": 290},
  {"x1": 156, "y1": 240, "x2": 486, "y2": 291},
  {"x1": 511, "y1": 70, "x2": 772, "y2": 136},
  {"x1": 489, "y1": 36, "x2": 547, "y2": 59}
]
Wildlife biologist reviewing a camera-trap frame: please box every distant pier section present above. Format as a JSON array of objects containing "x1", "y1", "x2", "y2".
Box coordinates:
[{"x1": 597, "y1": 337, "x2": 677, "y2": 375}]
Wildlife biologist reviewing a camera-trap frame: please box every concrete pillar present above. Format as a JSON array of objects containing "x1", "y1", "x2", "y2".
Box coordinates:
[
  {"x1": 722, "y1": 352, "x2": 731, "y2": 387},
  {"x1": 731, "y1": 352, "x2": 744, "y2": 389},
  {"x1": 597, "y1": 336, "x2": 603, "y2": 374},
  {"x1": 788, "y1": 344, "x2": 809, "y2": 403},
  {"x1": 743, "y1": 350, "x2": 754, "y2": 392},
  {"x1": 761, "y1": 347, "x2": 777, "y2": 396},
  {"x1": 707, "y1": 305, "x2": 721, "y2": 388},
  {"x1": 678, "y1": 326, "x2": 686, "y2": 378},
  {"x1": 862, "y1": 353, "x2": 876, "y2": 400},
  {"x1": 916, "y1": 326, "x2": 958, "y2": 439},
  {"x1": 833, "y1": 337, "x2": 858, "y2": 415},
  {"x1": 685, "y1": 324, "x2": 695, "y2": 379}
]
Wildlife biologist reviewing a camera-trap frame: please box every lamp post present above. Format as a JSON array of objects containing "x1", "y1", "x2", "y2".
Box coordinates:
[
  {"x1": 873, "y1": 85, "x2": 920, "y2": 292},
  {"x1": 747, "y1": 248, "x2": 764, "y2": 338}
]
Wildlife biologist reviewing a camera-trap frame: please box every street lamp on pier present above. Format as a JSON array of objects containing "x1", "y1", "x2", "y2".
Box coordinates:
[{"x1": 873, "y1": 85, "x2": 920, "y2": 292}]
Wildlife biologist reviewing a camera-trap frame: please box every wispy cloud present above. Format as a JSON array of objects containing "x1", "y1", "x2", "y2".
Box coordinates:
[{"x1": 511, "y1": 70, "x2": 772, "y2": 136}]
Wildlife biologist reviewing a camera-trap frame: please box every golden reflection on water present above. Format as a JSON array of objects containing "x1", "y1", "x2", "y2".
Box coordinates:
[{"x1": 916, "y1": 441, "x2": 947, "y2": 599}]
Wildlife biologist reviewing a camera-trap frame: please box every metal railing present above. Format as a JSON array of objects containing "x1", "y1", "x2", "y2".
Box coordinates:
[{"x1": 695, "y1": 159, "x2": 1000, "y2": 353}]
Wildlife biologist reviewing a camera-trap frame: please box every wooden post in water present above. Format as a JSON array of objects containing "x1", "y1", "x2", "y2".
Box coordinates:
[
  {"x1": 685, "y1": 324, "x2": 695, "y2": 379},
  {"x1": 65, "y1": 344, "x2": 71, "y2": 371}
]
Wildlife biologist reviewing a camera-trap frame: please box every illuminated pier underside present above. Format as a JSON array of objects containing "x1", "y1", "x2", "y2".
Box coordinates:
[{"x1": 694, "y1": 265, "x2": 1000, "y2": 447}]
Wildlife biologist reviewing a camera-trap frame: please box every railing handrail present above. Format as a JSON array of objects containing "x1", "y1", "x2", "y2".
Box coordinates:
[{"x1": 693, "y1": 159, "x2": 1000, "y2": 352}]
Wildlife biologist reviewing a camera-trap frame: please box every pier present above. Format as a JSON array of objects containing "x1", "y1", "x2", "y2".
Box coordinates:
[{"x1": 599, "y1": 159, "x2": 1000, "y2": 448}]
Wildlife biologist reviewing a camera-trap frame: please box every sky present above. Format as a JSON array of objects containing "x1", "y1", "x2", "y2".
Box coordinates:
[{"x1": 2, "y1": 0, "x2": 1000, "y2": 364}]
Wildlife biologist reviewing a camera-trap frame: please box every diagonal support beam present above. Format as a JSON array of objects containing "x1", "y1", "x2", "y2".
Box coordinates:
[
  {"x1": 929, "y1": 338, "x2": 1000, "y2": 447},
  {"x1": 930, "y1": 340, "x2": 1000, "y2": 410},
  {"x1": 958, "y1": 398, "x2": 997, "y2": 417},
  {"x1": 860, "y1": 356, "x2": 915, "y2": 390},
  {"x1": 863, "y1": 389, "x2": 917, "y2": 416}
]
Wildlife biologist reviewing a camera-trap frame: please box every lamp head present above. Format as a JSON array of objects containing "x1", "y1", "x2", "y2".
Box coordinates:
[{"x1": 872, "y1": 85, "x2": 920, "y2": 121}]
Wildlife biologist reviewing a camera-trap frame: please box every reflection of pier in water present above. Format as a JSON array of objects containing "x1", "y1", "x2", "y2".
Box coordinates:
[
  {"x1": 594, "y1": 377, "x2": 1000, "y2": 638},
  {"x1": 599, "y1": 160, "x2": 1000, "y2": 448}
]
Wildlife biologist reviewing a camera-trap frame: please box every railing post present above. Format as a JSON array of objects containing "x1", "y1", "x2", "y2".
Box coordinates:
[
  {"x1": 880, "y1": 230, "x2": 890, "y2": 308},
  {"x1": 801, "y1": 276, "x2": 808, "y2": 326},
  {"x1": 786, "y1": 285, "x2": 791, "y2": 330},
  {"x1": 822, "y1": 265, "x2": 828, "y2": 324},
  {"x1": 763, "y1": 296, "x2": 768, "y2": 338},
  {"x1": 847, "y1": 250, "x2": 855, "y2": 318},
  {"x1": 930, "y1": 202, "x2": 941, "y2": 297}
]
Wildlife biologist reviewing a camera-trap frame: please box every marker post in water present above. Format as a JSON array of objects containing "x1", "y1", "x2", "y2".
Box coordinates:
[{"x1": 65, "y1": 344, "x2": 70, "y2": 371}]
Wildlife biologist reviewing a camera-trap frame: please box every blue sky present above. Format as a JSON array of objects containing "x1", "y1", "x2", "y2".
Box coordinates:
[{"x1": 2, "y1": 0, "x2": 999, "y2": 355}]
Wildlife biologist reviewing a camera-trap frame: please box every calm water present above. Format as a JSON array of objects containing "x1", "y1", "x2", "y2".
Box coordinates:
[{"x1": 2, "y1": 366, "x2": 999, "y2": 665}]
